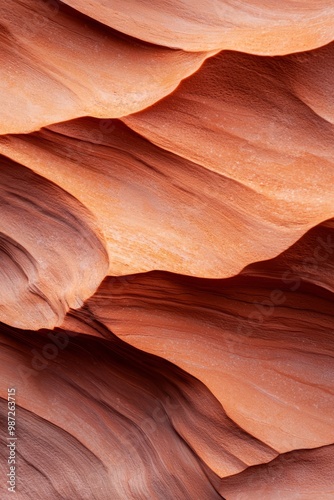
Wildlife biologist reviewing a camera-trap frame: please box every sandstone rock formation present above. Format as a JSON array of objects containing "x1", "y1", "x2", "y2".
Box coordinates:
[
  {"x1": 0, "y1": 1, "x2": 333, "y2": 499},
  {"x1": 62, "y1": 0, "x2": 334, "y2": 54}
]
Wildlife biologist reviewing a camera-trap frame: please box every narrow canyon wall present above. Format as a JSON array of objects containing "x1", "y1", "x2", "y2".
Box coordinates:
[{"x1": 0, "y1": 1, "x2": 333, "y2": 498}]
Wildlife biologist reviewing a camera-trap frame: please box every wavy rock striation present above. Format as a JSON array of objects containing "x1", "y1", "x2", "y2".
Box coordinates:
[
  {"x1": 0, "y1": 0, "x2": 213, "y2": 134},
  {"x1": 0, "y1": 156, "x2": 108, "y2": 330},
  {"x1": 0, "y1": 319, "x2": 275, "y2": 498},
  {"x1": 62, "y1": 0, "x2": 334, "y2": 54},
  {"x1": 84, "y1": 223, "x2": 334, "y2": 452},
  {"x1": 0, "y1": 1, "x2": 333, "y2": 498}
]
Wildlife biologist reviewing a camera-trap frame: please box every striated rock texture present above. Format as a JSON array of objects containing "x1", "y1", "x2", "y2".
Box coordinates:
[
  {"x1": 0, "y1": 1, "x2": 334, "y2": 499},
  {"x1": 62, "y1": 0, "x2": 334, "y2": 54},
  {"x1": 0, "y1": 156, "x2": 109, "y2": 330},
  {"x1": 0, "y1": 1, "x2": 214, "y2": 134}
]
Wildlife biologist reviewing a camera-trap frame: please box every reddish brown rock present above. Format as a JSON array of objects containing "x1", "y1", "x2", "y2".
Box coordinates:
[
  {"x1": 1, "y1": 114, "x2": 333, "y2": 279},
  {"x1": 243, "y1": 219, "x2": 334, "y2": 292},
  {"x1": 85, "y1": 222, "x2": 334, "y2": 452},
  {"x1": 63, "y1": 0, "x2": 334, "y2": 54},
  {"x1": 0, "y1": 319, "x2": 275, "y2": 498},
  {"x1": 0, "y1": 156, "x2": 108, "y2": 330},
  {"x1": 123, "y1": 44, "x2": 334, "y2": 225},
  {"x1": 0, "y1": 1, "x2": 333, "y2": 497},
  {"x1": 220, "y1": 445, "x2": 334, "y2": 499},
  {"x1": 0, "y1": 0, "x2": 213, "y2": 134}
]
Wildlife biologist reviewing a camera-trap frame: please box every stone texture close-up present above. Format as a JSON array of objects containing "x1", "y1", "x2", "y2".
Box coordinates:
[{"x1": 0, "y1": 1, "x2": 333, "y2": 499}]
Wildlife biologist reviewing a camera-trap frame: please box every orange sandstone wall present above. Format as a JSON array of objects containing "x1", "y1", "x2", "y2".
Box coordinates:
[{"x1": 0, "y1": 1, "x2": 334, "y2": 498}]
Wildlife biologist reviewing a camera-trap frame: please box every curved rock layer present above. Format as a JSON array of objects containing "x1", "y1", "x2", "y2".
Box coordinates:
[
  {"x1": 0, "y1": 155, "x2": 108, "y2": 330},
  {"x1": 83, "y1": 220, "x2": 334, "y2": 452},
  {"x1": 0, "y1": 1, "x2": 334, "y2": 499},
  {"x1": 0, "y1": 0, "x2": 213, "y2": 134},
  {"x1": 123, "y1": 44, "x2": 334, "y2": 221},
  {"x1": 63, "y1": 0, "x2": 334, "y2": 54},
  {"x1": 0, "y1": 319, "x2": 274, "y2": 499},
  {"x1": 2, "y1": 115, "x2": 332, "y2": 281},
  {"x1": 219, "y1": 445, "x2": 334, "y2": 499}
]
